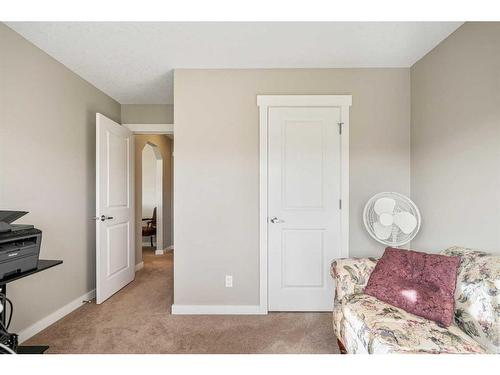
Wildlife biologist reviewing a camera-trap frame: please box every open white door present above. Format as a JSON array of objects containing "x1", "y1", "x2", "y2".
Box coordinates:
[{"x1": 96, "y1": 113, "x2": 135, "y2": 304}]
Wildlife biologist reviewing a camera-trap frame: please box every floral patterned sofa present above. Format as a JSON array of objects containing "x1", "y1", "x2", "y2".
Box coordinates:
[{"x1": 330, "y1": 246, "x2": 499, "y2": 354}]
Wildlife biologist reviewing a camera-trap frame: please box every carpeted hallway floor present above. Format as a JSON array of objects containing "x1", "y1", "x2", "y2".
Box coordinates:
[{"x1": 24, "y1": 248, "x2": 339, "y2": 353}]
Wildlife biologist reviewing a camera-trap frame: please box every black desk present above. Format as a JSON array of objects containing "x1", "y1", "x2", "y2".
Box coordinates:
[{"x1": 0, "y1": 259, "x2": 63, "y2": 354}]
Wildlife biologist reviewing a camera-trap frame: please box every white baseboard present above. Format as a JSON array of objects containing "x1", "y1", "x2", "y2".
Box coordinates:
[
  {"x1": 135, "y1": 261, "x2": 144, "y2": 271},
  {"x1": 155, "y1": 246, "x2": 173, "y2": 255},
  {"x1": 18, "y1": 289, "x2": 96, "y2": 344},
  {"x1": 171, "y1": 304, "x2": 266, "y2": 315}
]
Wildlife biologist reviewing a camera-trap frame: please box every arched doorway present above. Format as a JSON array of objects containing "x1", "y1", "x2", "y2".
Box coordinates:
[{"x1": 142, "y1": 142, "x2": 163, "y2": 254}]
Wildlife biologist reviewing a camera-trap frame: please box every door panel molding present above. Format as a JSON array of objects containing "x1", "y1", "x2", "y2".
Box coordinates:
[{"x1": 257, "y1": 95, "x2": 351, "y2": 314}]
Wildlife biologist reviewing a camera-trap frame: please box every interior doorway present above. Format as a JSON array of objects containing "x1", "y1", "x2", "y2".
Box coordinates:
[
  {"x1": 141, "y1": 142, "x2": 163, "y2": 255},
  {"x1": 95, "y1": 118, "x2": 174, "y2": 306},
  {"x1": 131, "y1": 129, "x2": 174, "y2": 271}
]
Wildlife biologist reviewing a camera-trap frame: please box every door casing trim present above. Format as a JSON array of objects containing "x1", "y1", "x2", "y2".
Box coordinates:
[
  {"x1": 257, "y1": 95, "x2": 352, "y2": 314},
  {"x1": 123, "y1": 123, "x2": 174, "y2": 135}
]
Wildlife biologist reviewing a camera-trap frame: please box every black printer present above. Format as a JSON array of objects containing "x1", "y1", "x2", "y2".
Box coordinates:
[{"x1": 0, "y1": 211, "x2": 42, "y2": 280}]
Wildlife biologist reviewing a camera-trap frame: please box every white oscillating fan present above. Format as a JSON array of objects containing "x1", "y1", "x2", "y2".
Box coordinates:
[{"x1": 363, "y1": 192, "x2": 421, "y2": 246}]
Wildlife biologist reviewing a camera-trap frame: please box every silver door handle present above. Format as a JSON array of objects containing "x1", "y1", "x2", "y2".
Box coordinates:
[
  {"x1": 270, "y1": 217, "x2": 285, "y2": 224},
  {"x1": 94, "y1": 215, "x2": 114, "y2": 221}
]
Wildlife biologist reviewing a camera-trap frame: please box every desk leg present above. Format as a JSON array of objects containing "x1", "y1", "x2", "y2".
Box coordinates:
[{"x1": 1, "y1": 284, "x2": 50, "y2": 354}]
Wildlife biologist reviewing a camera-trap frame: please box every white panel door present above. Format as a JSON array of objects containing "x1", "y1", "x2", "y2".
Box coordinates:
[
  {"x1": 268, "y1": 107, "x2": 341, "y2": 311},
  {"x1": 96, "y1": 113, "x2": 135, "y2": 304}
]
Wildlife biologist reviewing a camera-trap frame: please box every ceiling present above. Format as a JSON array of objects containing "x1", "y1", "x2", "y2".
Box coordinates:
[{"x1": 6, "y1": 22, "x2": 463, "y2": 104}]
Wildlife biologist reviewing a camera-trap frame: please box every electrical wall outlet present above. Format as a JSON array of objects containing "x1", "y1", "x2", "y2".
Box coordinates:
[{"x1": 225, "y1": 275, "x2": 233, "y2": 288}]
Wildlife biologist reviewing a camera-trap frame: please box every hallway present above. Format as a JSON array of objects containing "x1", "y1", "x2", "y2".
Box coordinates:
[{"x1": 24, "y1": 249, "x2": 339, "y2": 353}]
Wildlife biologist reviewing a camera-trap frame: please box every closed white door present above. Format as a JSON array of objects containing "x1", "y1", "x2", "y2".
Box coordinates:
[
  {"x1": 96, "y1": 113, "x2": 135, "y2": 304},
  {"x1": 268, "y1": 107, "x2": 341, "y2": 311}
]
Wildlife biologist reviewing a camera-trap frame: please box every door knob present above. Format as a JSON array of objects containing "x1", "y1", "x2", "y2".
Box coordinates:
[
  {"x1": 94, "y1": 215, "x2": 114, "y2": 221},
  {"x1": 270, "y1": 217, "x2": 284, "y2": 224}
]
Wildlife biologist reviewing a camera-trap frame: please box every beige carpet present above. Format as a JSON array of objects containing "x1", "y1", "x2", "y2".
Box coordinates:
[{"x1": 24, "y1": 248, "x2": 339, "y2": 354}]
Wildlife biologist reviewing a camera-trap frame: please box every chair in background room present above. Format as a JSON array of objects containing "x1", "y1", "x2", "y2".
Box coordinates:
[{"x1": 142, "y1": 207, "x2": 157, "y2": 247}]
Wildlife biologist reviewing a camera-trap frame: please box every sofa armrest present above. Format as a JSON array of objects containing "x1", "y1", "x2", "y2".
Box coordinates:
[{"x1": 330, "y1": 257, "x2": 378, "y2": 303}]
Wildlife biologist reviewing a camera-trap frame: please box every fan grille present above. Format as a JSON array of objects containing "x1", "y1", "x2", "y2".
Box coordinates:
[{"x1": 363, "y1": 192, "x2": 421, "y2": 246}]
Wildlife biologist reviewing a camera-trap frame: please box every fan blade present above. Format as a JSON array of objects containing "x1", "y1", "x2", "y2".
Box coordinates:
[
  {"x1": 373, "y1": 222, "x2": 392, "y2": 240},
  {"x1": 394, "y1": 212, "x2": 418, "y2": 234},
  {"x1": 374, "y1": 197, "x2": 396, "y2": 215}
]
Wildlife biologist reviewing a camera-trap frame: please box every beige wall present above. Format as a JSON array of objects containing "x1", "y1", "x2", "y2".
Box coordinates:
[
  {"x1": 0, "y1": 24, "x2": 121, "y2": 333},
  {"x1": 134, "y1": 135, "x2": 173, "y2": 264},
  {"x1": 121, "y1": 104, "x2": 174, "y2": 124},
  {"x1": 410, "y1": 22, "x2": 500, "y2": 254},
  {"x1": 174, "y1": 68, "x2": 410, "y2": 306}
]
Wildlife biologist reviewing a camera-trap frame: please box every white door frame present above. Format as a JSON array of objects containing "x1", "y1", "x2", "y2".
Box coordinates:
[
  {"x1": 142, "y1": 142, "x2": 164, "y2": 255},
  {"x1": 124, "y1": 123, "x2": 174, "y2": 135},
  {"x1": 257, "y1": 95, "x2": 352, "y2": 314}
]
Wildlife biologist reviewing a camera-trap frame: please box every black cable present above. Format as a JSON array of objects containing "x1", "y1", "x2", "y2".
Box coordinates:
[
  {"x1": 0, "y1": 293, "x2": 16, "y2": 355},
  {"x1": 0, "y1": 318, "x2": 10, "y2": 346},
  {"x1": 0, "y1": 320, "x2": 8, "y2": 335},
  {"x1": 5, "y1": 298, "x2": 12, "y2": 330}
]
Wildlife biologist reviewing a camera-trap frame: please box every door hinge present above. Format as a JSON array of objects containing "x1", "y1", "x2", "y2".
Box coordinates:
[
  {"x1": 339, "y1": 199, "x2": 342, "y2": 209},
  {"x1": 338, "y1": 122, "x2": 344, "y2": 135}
]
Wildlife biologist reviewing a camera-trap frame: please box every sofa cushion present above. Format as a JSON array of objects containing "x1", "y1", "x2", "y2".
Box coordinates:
[
  {"x1": 364, "y1": 247, "x2": 460, "y2": 326},
  {"x1": 337, "y1": 293, "x2": 485, "y2": 354},
  {"x1": 441, "y1": 246, "x2": 500, "y2": 354}
]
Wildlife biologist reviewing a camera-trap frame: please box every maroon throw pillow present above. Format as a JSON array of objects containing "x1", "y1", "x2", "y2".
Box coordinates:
[{"x1": 364, "y1": 247, "x2": 460, "y2": 327}]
